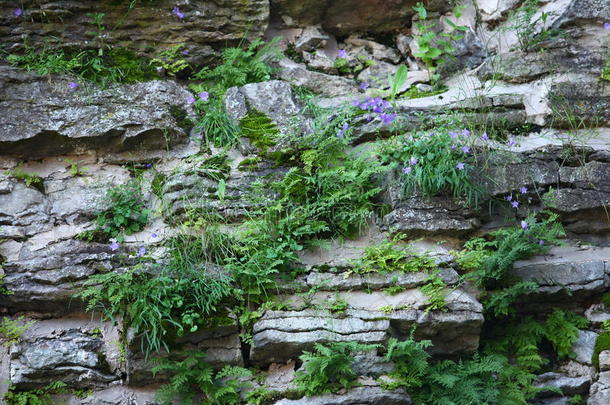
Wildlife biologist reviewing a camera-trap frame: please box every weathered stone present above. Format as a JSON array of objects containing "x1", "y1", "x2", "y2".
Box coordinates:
[
  {"x1": 535, "y1": 372, "x2": 591, "y2": 397},
  {"x1": 357, "y1": 63, "x2": 429, "y2": 92},
  {"x1": 572, "y1": 330, "x2": 598, "y2": 366},
  {"x1": 127, "y1": 324, "x2": 243, "y2": 386},
  {"x1": 270, "y1": 0, "x2": 450, "y2": 36},
  {"x1": 2, "y1": 240, "x2": 119, "y2": 315},
  {"x1": 547, "y1": 75, "x2": 610, "y2": 128},
  {"x1": 10, "y1": 329, "x2": 118, "y2": 389},
  {"x1": 511, "y1": 246, "x2": 610, "y2": 306},
  {"x1": 225, "y1": 80, "x2": 305, "y2": 135},
  {"x1": 0, "y1": 0, "x2": 269, "y2": 65},
  {"x1": 277, "y1": 58, "x2": 359, "y2": 97},
  {"x1": 599, "y1": 351, "x2": 610, "y2": 371},
  {"x1": 251, "y1": 284, "x2": 483, "y2": 365},
  {"x1": 344, "y1": 36, "x2": 401, "y2": 64},
  {"x1": 294, "y1": 26, "x2": 329, "y2": 52},
  {"x1": 589, "y1": 371, "x2": 610, "y2": 405},
  {"x1": 273, "y1": 385, "x2": 411, "y2": 405},
  {"x1": 0, "y1": 66, "x2": 196, "y2": 158}
]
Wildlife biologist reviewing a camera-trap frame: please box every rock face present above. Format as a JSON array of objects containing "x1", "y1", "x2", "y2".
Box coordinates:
[
  {"x1": 0, "y1": 0, "x2": 269, "y2": 65},
  {"x1": 0, "y1": 66, "x2": 196, "y2": 158},
  {"x1": 270, "y1": 0, "x2": 450, "y2": 35},
  {"x1": 273, "y1": 386, "x2": 411, "y2": 404},
  {"x1": 2, "y1": 0, "x2": 610, "y2": 403}
]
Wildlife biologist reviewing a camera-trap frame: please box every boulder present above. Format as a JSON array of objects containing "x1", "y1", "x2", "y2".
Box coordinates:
[
  {"x1": 0, "y1": 66, "x2": 196, "y2": 158},
  {"x1": 535, "y1": 372, "x2": 591, "y2": 397}
]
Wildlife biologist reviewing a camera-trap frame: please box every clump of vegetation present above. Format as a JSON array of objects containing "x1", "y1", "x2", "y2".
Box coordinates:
[
  {"x1": 191, "y1": 38, "x2": 283, "y2": 147},
  {"x1": 94, "y1": 180, "x2": 150, "y2": 242},
  {"x1": 295, "y1": 342, "x2": 379, "y2": 396},
  {"x1": 0, "y1": 316, "x2": 33, "y2": 347},
  {"x1": 4, "y1": 381, "x2": 68, "y2": 405},
  {"x1": 77, "y1": 234, "x2": 234, "y2": 355},
  {"x1": 379, "y1": 125, "x2": 484, "y2": 204},
  {"x1": 508, "y1": 0, "x2": 566, "y2": 51},
  {"x1": 459, "y1": 211, "x2": 565, "y2": 316},
  {"x1": 411, "y1": 2, "x2": 468, "y2": 82},
  {"x1": 4, "y1": 165, "x2": 44, "y2": 192},
  {"x1": 354, "y1": 237, "x2": 437, "y2": 274},
  {"x1": 150, "y1": 44, "x2": 190, "y2": 77},
  {"x1": 152, "y1": 351, "x2": 251, "y2": 405}
]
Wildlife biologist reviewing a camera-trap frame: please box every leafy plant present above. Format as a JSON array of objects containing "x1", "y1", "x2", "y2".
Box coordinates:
[
  {"x1": 152, "y1": 351, "x2": 251, "y2": 405},
  {"x1": 0, "y1": 316, "x2": 33, "y2": 347},
  {"x1": 328, "y1": 297, "x2": 349, "y2": 314},
  {"x1": 4, "y1": 165, "x2": 44, "y2": 192},
  {"x1": 64, "y1": 159, "x2": 88, "y2": 177},
  {"x1": 461, "y1": 212, "x2": 565, "y2": 316},
  {"x1": 378, "y1": 125, "x2": 484, "y2": 204},
  {"x1": 388, "y1": 65, "x2": 408, "y2": 100},
  {"x1": 354, "y1": 237, "x2": 437, "y2": 274},
  {"x1": 295, "y1": 342, "x2": 378, "y2": 396},
  {"x1": 77, "y1": 259, "x2": 233, "y2": 356},
  {"x1": 383, "y1": 337, "x2": 432, "y2": 389},
  {"x1": 508, "y1": 0, "x2": 565, "y2": 51},
  {"x1": 3, "y1": 381, "x2": 68, "y2": 405},
  {"x1": 411, "y1": 2, "x2": 468, "y2": 81},
  {"x1": 95, "y1": 180, "x2": 150, "y2": 242},
  {"x1": 150, "y1": 44, "x2": 190, "y2": 76},
  {"x1": 191, "y1": 38, "x2": 282, "y2": 147}
]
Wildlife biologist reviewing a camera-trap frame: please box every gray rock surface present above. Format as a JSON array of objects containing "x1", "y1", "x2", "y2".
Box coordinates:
[
  {"x1": 277, "y1": 58, "x2": 358, "y2": 97},
  {"x1": 273, "y1": 385, "x2": 411, "y2": 405},
  {"x1": 127, "y1": 324, "x2": 243, "y2": 386},
  {"x1": 225, "y1": 80, "x2": 306, "y2": 135},
  {"x1": 572, "y1": 331, "x2": 599, "y2": 366},
  {"x1": 10, "y1": 329, "x2": 118, "y2": 389},
  {"x1": 511, "y1": 246, "x2": 610, "y2": 305},
  {"x1": 0, "y1": 66, "x2": 196, "y2": 158},
  {"x1": 535, "y1": 372, "x2": 591, "y2": 397},
  {"x1": 0, "y1": 0, "x2": 269, "y2": 65}
]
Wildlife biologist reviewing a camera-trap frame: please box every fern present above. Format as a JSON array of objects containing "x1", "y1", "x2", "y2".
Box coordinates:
[
  {"x1": 153, "y1": 351, "x2": 251, "y2": 405},
  {"x1": 383, "y1": 337, "x2": 432, "y2": 389},
  {"x1": 295, "y1": 342, "x2": 379, "y2": 396}
]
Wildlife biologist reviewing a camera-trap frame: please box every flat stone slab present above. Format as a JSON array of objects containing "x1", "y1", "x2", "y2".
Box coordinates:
[{"x1": 273, "y1": 386, "x2": 411, "y2": 405}]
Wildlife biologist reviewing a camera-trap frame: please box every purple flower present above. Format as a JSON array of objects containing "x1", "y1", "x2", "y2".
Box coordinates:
[
  {"x1": 506, "y1": 195, "x2": 513, "y2": 201},
  {"x1": 451, "y1": 144, "x2": 457, "y2": 150},
  {"x1": 151, "y1": 233, "x2": 158, "y2": 238},
  {"x1": 337, "y1": 122, "x2": 349, "y2": 138},
  {"x1": 520, "y1": 221, "x2": 529, "y2": 230},
  {"x1": 481, "y1": 132, "x2": 489, "y2": 141},
  {"x1": 538, "y1": 239, "x2": 545, "y2": 245},
  {"x1": 604, "y1": 22, "x2": 610, "y2": 30},
  {"x1": 172, "y1": 7, "x2": 185, "y2": 19},
  {"x1": 109, "y1": 241, "x2": 120, "y2": 251},
  {"x1": 198, "y1": 91, "x2": 209, "y2": 101},
  {"x1": 360, "y1": 82, "x2": 369, "y2": 90},
  {"x1": 186, "y1": 95, "x2": 195, "y2": 104},
  {"x1": 520, "y1": 186, "x2": 527, "y2": 194},
  {"x1": 402, "y1": 166, "x2": 412, "y2": 174},
  {"x1": 352, "y1": 99, "x2": 361, "y2": 107},
  {"x1": 145, "y1": 163, "x2": 152, "y2": 168},
  {"x1": 512, "y1": 201, "x2": 519, "y2": 208},
  {"x1": 456, "y1": 162, "x2": 465, "y2": 170},
  {"x1": 68, "y1": 82, "x2": 78, "y2": 89},
  {"x1": 409, "y1": 157, "x2": 418, "y2": 165},
  {"x1": 462, "y1": 145, "x2": 470, "y2": 153},
  {"x1": 380, "y1": 113, "x2": 396, "y2": 125},
  {"x1": 137, "y1": 247, "x2": 146, "y2": 257},
  {"x1": 462, "y1": 129, "x2": 471, "y2": 136},
  {"x1": 14, "y1": 8, "x2": 23, "y2": 17},
  {"x1": 337, "y1": 49, "x2": 347, "y2": 58},
  {"x1": 182, "y1": 49, "x2": 189, "y2": 55},
  {"x1": 449, "y1": 131, "x2": 458, "y2": 139},
  {"x1": 507, "y1": 137, "x2": 516, "y2": 146}
]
